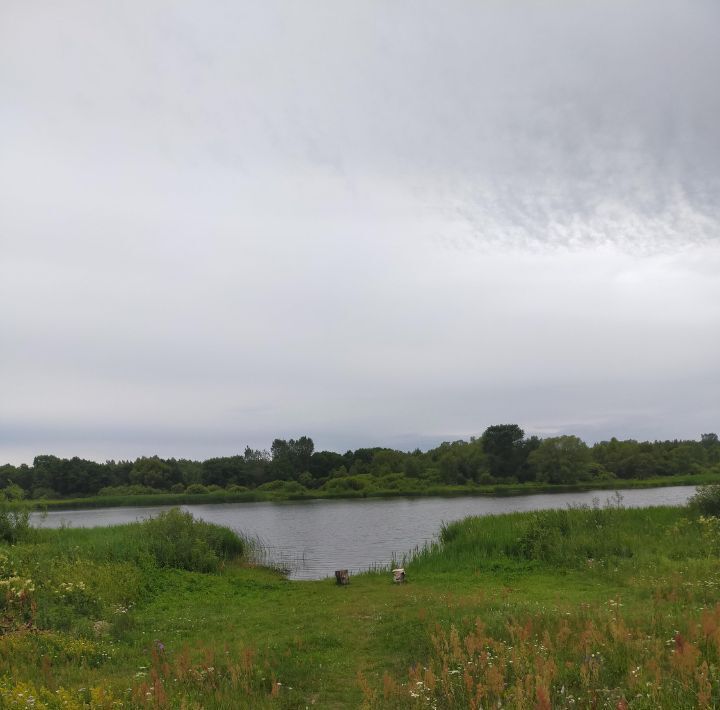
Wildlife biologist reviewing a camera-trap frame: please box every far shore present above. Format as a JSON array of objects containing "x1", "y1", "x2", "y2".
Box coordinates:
[{"x1": 23, "y1": 472, "x2": 716, "y2": 512}]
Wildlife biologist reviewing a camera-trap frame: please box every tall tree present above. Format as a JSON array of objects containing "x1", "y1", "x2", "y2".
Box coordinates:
[
  {"x1": 480, "y1": 424, "x2": 525, "y2": 478},
  {"x1": 528, "y1": 435, "x2": 592, "y2": 484}
]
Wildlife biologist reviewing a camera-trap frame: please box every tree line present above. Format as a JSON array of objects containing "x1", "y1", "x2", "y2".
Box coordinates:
[{"x1": 1, "y1": 427, "x2": 719, "y2": 500}]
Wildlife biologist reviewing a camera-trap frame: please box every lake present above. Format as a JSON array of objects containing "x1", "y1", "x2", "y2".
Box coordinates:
[{"x1": 32, "y1": 486, "x2": 698, "y2": 580}]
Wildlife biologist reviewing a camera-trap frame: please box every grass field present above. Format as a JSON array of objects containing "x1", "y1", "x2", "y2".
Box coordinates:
[{"x1": 2, "y1": 496, "x2": 720, "y2": 708}]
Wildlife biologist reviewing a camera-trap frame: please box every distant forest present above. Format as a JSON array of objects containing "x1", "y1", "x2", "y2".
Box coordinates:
[{"x1": 1, "y1": 426, "x2": 719, "y2": 500}]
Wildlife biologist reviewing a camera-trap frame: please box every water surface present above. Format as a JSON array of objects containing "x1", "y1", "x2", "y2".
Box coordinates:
[{"x1": 33, "y1": 486, "x2": 697, "y2": 579}]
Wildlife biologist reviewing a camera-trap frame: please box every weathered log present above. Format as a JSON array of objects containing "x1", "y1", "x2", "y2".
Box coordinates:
[{"x1": 335, "y1": 569, "x2": 350, "y2": 585}]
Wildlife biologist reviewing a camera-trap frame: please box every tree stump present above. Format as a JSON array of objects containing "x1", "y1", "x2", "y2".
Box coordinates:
[
  {"x1": 335, "y1": 569, "x2": 350, "y2": 585},
  {"x1": 392, "y1": 568, "x2": 406, "y2": 583}
]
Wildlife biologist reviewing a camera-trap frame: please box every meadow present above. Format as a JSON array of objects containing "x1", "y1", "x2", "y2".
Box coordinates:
[{"x1": 2, "y1": 490, "x2": 720, "y2": 708}]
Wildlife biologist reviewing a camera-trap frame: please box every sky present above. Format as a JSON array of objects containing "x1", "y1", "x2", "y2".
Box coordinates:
[{"x1": 1, "y1": 0, "x2": 719, "y2": 465}]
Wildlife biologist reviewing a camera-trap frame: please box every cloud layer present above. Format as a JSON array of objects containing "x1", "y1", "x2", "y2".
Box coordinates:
[{"x1": 1, "y1": 0, "x2": 719, "y2": 463}]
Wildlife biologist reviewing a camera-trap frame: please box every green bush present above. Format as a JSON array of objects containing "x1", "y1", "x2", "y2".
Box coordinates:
[
  {"x1": 185, "y1": 483, "x2": 209, "y2": 494},
  {"x1": 688, "y1": 484, "x2": 720, "y2": 517},
  {"x1": 377, "y1": 472, "x2": 407, "y2": 490},
  {"x1": 518, "y1": 509, "x2": 571, "y2": 562},
  {"x1": 1, "y1": 484, "x2": 26, "y2": 501},
  {"x1": 97, "y1": 484, "x2": 162, "y2": 496},
  {"x1": 256, "y1": 480, "x2": 306, "y2": 493},
  {"x1": 137, "y1": 509, "x2": 245, "y2": 572},
  {"x1": 0, "y1": 502, "x2": 31, "y2": 543},
  {"x1": 321, "y1": 476, "x2": 371, "y2": 492}
]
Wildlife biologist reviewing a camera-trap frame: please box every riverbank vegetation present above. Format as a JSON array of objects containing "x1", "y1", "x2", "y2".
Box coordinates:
[
  {"x1": 3, "y1": 490, "x2": 720, "y2": 707},
  {"x1": 2, "y1": 428, "x2": 720, "y2": 508}
]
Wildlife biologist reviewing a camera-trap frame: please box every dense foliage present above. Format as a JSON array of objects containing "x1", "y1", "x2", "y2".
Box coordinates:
[{"x1": 1, "y1": 428, "x2": 719, "y2": 500}]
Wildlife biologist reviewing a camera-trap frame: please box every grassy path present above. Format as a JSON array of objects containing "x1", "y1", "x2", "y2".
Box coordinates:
[{"x1": 129, "y1": 561, "x2": 651, "y2": 706}]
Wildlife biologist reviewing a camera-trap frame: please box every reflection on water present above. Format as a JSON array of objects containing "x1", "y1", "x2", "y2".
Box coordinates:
[{"x1": 32, "y1": 486, "x2": 697, "y2": 580}]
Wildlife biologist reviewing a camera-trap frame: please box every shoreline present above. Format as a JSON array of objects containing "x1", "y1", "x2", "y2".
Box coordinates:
[{"x1": 23, "y1": 472, "x2": 715, "y2": 511}]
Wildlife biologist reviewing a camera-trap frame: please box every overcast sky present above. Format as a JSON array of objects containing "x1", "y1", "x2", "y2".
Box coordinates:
[{"x1": 1, "y1": 0, "x2": 719, "y2": 464}]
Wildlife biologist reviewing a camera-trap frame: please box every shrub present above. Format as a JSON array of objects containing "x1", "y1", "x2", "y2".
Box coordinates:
[
  {"x1": 588, "y1": 462, "x2": 616, "y2": 479},
  {"x1": 0, "y1": 502, "x2": 31, "y2": 544},
  {"x1": 256, "y1": 480, "x2": 306, "y2": 494},
  {"x1": 297, "y1": 472, "x2": 315, "y2": 488},
  {"x1": 518, "y1": 509, "x2": 571, "y2": 563},
  {"x1": 321, "y1": 476, "x2": 371, "y2": 492},
  {"x1": 1, "y1": 484, "x2": 25, "y2": 501},
  {"x1": 31, "y1": 487, "x2": 58, "y2": 500},
  {"x1": 377, "y1": 472, "x2": 407, "y2": 490},
  {"x1": 689, "y1": 485, "x2": 720, "y2": 517},
  {"x1": 256, "y1": 480, "x2": 286, "y2": 491},
  {"x1": 137, "y1": 508, "x2": 245, "y2": 572},
  {"x1": 185, "y1": 483, "x2": 208, "y2": 494},
  {"x1": 97, "y1": 484, "x2": 162, "y2": 496}
]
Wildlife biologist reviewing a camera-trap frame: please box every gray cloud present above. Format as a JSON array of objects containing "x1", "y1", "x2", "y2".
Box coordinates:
[{"x1": 1, "y1": 0, "x2": 719, "y2": 463}]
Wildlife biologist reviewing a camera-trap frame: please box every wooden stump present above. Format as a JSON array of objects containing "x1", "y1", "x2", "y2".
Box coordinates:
[
  {"x1": 335, "y1": 569, "x2": 350, "y2": 585},
  {"x1": 392, "y1": 568, "x2": 406, "y2": 583}
]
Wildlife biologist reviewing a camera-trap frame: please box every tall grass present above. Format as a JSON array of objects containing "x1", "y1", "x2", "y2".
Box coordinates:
[
  {"x1": 372, "y1": 500, "x2": 720, "y2": 707},
  {"x1": 368, "y1": 602, "x2": 720, "y2": 709},
  {"x1": 408, "y1": 502, "x2": 690, "y2": 575},
  {"x1": 34, "y1": 508, "x2": 247, "y2": 573}
]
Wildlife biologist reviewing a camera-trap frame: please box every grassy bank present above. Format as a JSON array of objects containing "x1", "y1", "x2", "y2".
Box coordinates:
[
  {"x1": 3, "y1": 497, "x2": 720, "y2": 707},
  {"x1": 25, "y1": 471, "x2": 720, "y2": 511}
]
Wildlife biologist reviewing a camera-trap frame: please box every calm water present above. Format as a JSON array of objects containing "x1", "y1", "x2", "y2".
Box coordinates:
[{"x1": 32, "y1": 486, "x2": 697, "y2": 580}]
